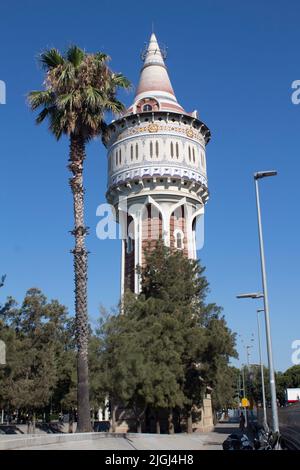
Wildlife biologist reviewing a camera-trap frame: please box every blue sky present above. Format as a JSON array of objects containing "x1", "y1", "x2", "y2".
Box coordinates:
[{"x1": 0, "y1": 0, "x2": 299, "y2": 372}]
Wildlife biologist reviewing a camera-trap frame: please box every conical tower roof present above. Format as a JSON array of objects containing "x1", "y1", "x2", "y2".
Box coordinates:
[{"x1": 126, "y1": 33, "x2": 185, "y2": 115}]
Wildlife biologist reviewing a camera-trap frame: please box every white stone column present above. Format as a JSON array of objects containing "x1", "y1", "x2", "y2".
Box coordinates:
[
  {"x1": 118, "y1": 207, "x2": 128, "y2": 307},
  {"x1": 127, "y1": 202, "x2": 143, "y2": 295},
  {"x1": 120, "y1": 239, "x2": 125, "y2": 312},
  {"x1": 187, "y1": 205, "x2": 205, "y2": 259}
]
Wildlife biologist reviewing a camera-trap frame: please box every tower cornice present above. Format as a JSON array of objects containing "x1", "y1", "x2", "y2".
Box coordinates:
[{"x1": 102, "y1": 111, "x2": 211, "y2": 148}]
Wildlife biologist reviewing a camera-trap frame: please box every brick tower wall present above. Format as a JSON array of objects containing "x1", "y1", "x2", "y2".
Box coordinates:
[{"x1": 141, "y1": 204, "x2": 163, "y2": 267}]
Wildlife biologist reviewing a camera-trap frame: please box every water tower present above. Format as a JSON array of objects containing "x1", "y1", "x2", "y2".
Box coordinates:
[{"x1": 103, "y1": 33, "x2": 210, "y2": 296}]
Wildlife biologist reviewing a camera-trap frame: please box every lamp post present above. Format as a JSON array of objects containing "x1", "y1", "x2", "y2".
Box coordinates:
[
  {"x1": 241, "y1": 364, "x2": 247, "y2": 427},
  {"x1": 236, "y1": 292, "x2": 276, "y2": 430},
  {"x1": 257, "y1": 308, "x2": 268, "y2": 429},
  {"x1": 239, "y1": 335, "x2": 254, "y2": 427},
  {"x1": 254, "y1": 170, "x2": 279, "y2": 433}
]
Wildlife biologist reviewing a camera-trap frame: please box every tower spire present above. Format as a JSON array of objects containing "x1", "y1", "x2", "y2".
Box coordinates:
[
  {"x1": 141, "y1": 33, "x2": 166, "y2": 69},
  {"x1": 132, "y1": 32, "x2": 184, "y2": 113}
]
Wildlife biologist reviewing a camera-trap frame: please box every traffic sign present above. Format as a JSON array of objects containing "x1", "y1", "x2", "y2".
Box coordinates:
[{"x1": 241, "y1": 397, "x2": 250, "y2": 407}]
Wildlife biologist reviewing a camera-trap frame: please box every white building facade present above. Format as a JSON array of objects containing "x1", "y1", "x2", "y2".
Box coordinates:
[{"x1": 103, "y1": 33, "x2": 211, "y2": 296}]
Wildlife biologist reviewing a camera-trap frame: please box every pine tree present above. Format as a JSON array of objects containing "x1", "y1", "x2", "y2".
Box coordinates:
[{"x1": 97, "y1": 241, "x2": 237, "y2": 433}]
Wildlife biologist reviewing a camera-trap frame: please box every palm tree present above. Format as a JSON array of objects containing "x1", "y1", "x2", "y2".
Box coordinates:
[{"x1": 28, "y1": 46, "x2": 130, "y2": 432}]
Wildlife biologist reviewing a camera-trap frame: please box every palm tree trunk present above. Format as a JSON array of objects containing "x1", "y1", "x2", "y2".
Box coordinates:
[{"x1": 69, "y1": 134, "x2": 91, "y2": 432}]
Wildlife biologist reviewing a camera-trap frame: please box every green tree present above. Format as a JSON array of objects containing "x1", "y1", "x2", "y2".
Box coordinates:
[
  {"x1": 27, "y1": 46, "x2": 130, "y2": 431},
  {"x1": 0, "y1": 288, "x2": 76, "y2": 425},
  {"x1": 140, "y1": 243, "x2": 237, "y2": 427},
  {"x1": 275, "y1": 365, "x2": 300, "y2": 404},
  {"x1": 97, "y1": 242, "x2": 237, "y2": 433}
]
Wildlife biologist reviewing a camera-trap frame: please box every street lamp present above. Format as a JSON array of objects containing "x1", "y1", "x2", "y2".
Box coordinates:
[
  {"x1": 254, "y1": 170, "x2": 279, "y2": 433},
  {"x1": 236, "y1": 293, "x2": 263, "y2": 299},
  {"x1": 257, "y1": 308, "x2": 268, "y2": 430},
  {"x1": 236, "y1": 292, "x2": 275, "y2": 431}
]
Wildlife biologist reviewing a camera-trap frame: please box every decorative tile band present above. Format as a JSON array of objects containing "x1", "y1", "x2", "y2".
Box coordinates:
[
  {"x1": 108, "y1": 165, "x2": 208, "y2": 189},
  {"x1": 111, "y1": 124, "x2": 206, "y2": 145}
]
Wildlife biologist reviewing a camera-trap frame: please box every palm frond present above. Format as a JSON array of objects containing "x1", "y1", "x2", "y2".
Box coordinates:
[
  {"x1": 48, "y1": 108, "x2": 65, "y2": 140},
  {"x1": 111, "y1": 73, "x2": 131, "y2": 90},
  {"x1": 36, "y1": 107, "x2": 50, "y2": 124},
  {"x1": 40, "y1": 49, "x2": 64, "y2": 69},
  {"x1": 56, "y1": 92, "x2": 75, "y2": 110},
  {"x1": 103, "y1": 98, "x2": 126, "y2": 115},
  {"x1": 94, "y1": 52, "x2": 110, "y2": 63},
  {"x1": 67, "y1": 45, "x2": 85, "y2": 68},
  {"x1": 27, "y1": 90, "x2": 55, "y2": 110},
  {"x1": 84, "y1": 86, "x2": 104, "y2": 109},
  {"x1": 57, "y1": 62, "x2": 75, "y2": 85}
]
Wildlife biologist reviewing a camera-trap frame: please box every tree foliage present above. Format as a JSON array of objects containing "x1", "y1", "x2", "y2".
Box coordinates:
[
  {"x1": 95, "y1": 242, "x2": 237, "y2": 430},
  {"x1": 0, "y1": 288, "x2": 75, "y2": 416}
]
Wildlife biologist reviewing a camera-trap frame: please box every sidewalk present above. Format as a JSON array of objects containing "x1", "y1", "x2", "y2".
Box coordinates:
[{"x1": 0, "y1": 423, "x2": 236, "y2": 450}]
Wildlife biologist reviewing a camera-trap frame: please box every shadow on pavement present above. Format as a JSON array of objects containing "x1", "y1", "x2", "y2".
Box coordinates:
[
  {"x1": 0, "y1": 425, "x2": 24, "y2": 434},
  {"x1": 214, "y1": 424, "x2": 239, "y2": 434}
]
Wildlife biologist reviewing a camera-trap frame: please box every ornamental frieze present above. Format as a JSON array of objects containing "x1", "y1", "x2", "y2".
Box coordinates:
[
  {"x1": 114, "y1": 124, "x2": 204, "y2": 143},
  {"x1": 109, "y1": 165, "x2": 208, "y2": 189}
]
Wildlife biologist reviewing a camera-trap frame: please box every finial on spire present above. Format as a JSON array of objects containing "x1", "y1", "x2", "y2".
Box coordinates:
[{"x1": 152, "y1": 21, "x2": 154, "y2": 34}]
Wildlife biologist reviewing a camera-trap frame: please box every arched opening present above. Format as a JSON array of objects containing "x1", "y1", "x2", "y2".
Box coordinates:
[
  {"x1": 143, "y1": 104, "x2": 152, "y2": 112},
  {"x1": 174, "y1": 230, "x2": 184, "y2": 250},
  {"x1": 127, "y1": 235, "x2": 133, "y2": 254},
  {"x1": 124, "y1": 215, "x2": 135, "y2": 292},
  {"x1": 170, "y1": 205, "x2": 186, "y2": 253},
  {"x1": 142, "y1": 203, "x2": 163, "y2": 266}
]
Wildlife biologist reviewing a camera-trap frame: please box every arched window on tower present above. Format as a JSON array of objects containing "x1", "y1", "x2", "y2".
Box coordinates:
[
  {"x1": 176, "y1": 142, "x2": 179, "y2": 159},
  {"x1": 170, "y1": 142, "x2": 174, "y2": 158},
  {"x1": 119, "y1": 149, "x2": 122, "y2": 165},
  {"x1": 131, "y1": 144, "x2": 133, "y2": 161},
  {"x1": 174, "y1": 229, "x2": 184, "y2": 250},
  {"x1": 127, "y1": 235, "x2": 133, "y2": 254},
  {"x1": 115, "y1": 151, "x2": 118, "y2": 166},
  {"x1": 136, "y1": 143, "x2": 138, "y2": 160},
  {"x1": 156, "y1": 141, "x2": 159, "y2": 158},
  {"x1": 188, "y1": 146, "x2": 191, "y2": 162},
  {"x1": 143, "y1": 104, "x2": 152, "y2": 112},
  {"x1": 192, "y1": 147, "x2": 195, "y2": 163},
  {"x1": 150, "y1": 141, "x2": 153, "y2": 158}
]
